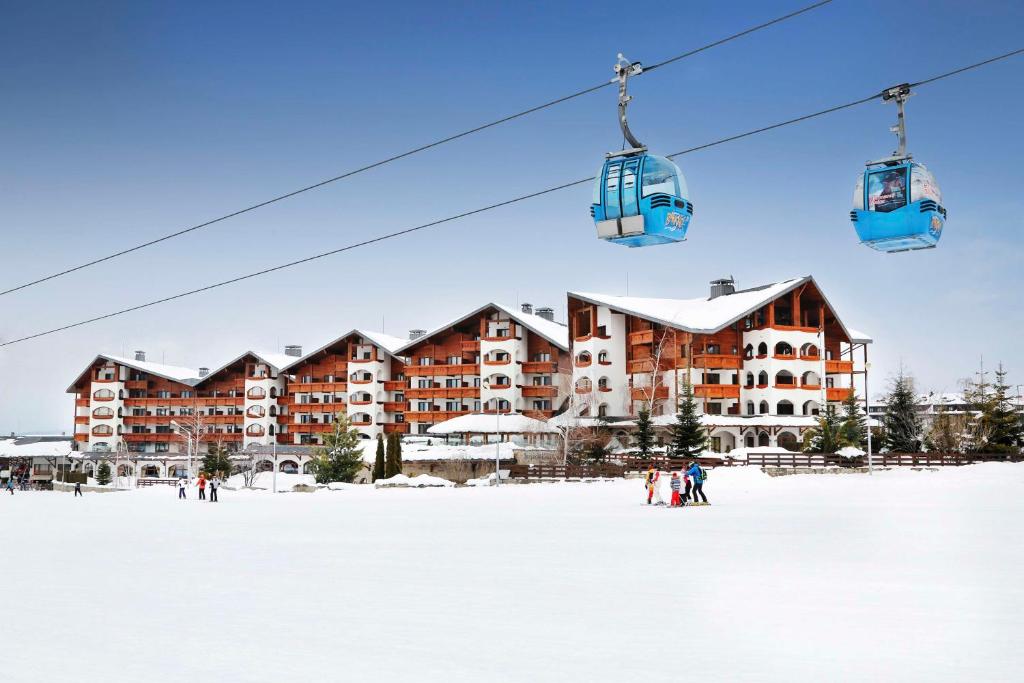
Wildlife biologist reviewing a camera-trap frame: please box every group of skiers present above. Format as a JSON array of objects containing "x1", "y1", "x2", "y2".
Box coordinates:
[
  {"x1": 644, "y1": 462, "x2": 709, "y2": 507},
  {"x1": 177, "y1": 473, "x2": 220, "y2": 502},
  {"x1": 4, "y1": 474, "x2": 32, "y2": 493}
]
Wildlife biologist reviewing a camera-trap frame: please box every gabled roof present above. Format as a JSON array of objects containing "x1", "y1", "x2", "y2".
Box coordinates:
[
  {"x1": 279, "y1": 329, "x2": 409, "y2": 373},
  {"x1": 194, "y1": 350, "x2": 298, "y2": 386},
  {"x1": 395, "y1": 303, "x2": 569, "y2": 354},
  {"x1": 66, "y1": 353, "x2": 201, "y2": 392},
  {"x1": 570, "y1": 275, "x2": 868, "y2": 343}
]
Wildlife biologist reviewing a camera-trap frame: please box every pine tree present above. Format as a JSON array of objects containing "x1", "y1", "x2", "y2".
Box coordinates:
[
  {"x1": 803, "y1": 404, "x2": 844, "y2": 453},
  {"x1": 373, "y1": 434, "x2": 386, "y2": 482},
  {"x1": 987, "y1": 364, "x2": 1022, "y2": 453},
  {"x1": 635, "y1": 404, "x2": 655, "y2": 459},
  {"x1": 924, "y1": 409, "x2": 965, "y2": 453},
  {"x1": 839, "y1": 390, "x2": 867, "y2": 449},
  {"x1": 384, "y1": 433, "x2": 399, "y2": 478},
  {"x1": 96, "y1": 460, "x2": 112, "y2": 486},
  {"x1": 883, "y1": 370, "x2": 922, "y2": 452},
  {"x1": 963, "y1": 362, "x2": 995, "y2": 453},
  {"x1": 394, "y1": 434, "x2": 403, "y2": 473},
  {"x1": 202, "y1": 443, "x2": 232, "y2": 478},
  {"x1": 310, "y1": 413, "x2": 365, "y2": 483},
  {"x1": 669, "y1": 388, "x2": 706, "y2": 458}
]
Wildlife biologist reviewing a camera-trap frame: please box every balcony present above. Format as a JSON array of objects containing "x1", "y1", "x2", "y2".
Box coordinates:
[
  {"x1": 773, "y1": 383, "x2": 798, "y2": 390},
  {"x1": 521, "y1": 386, "x2": 558, "y2": 398},
  {"x1": 825, "y1": 360, "x2": 854, "y2": 374},
  {"x1": 349, "y1": 378, "x2": 373, "y2": 385},
  {"x1": 405, "y1": 410, "x2": 470, "y2": 422},
  {"x1": 381, "y1": 401, "x2": 406, "y2": 413},
  {"x1": 802, "y1": 383, "x2": 822, "y2": 391},
  {"x1": 461, "y1": 340, "x2": 481, "y2": 352},
  {"x1": 692, "y1": 354, "x2": 742, "y2": 370},
  {"x1": 404, "y1": 363, "x2": 480, "y2": 377},
  {"x1": 693, "y1": 384, "x2": 741, "y2": 399},
  {"x1": 122, "y1": 433, "x2": 178, "y2": 443},
  {"x1": 383, "y1": 380, "x2": 406, "y2": 392},
  {"x1": 826, "y1": 387, "x2": 849, "y2": 402},
  {"x1": 74, "y1": 416, "x2": 90, "y2": 424},
  {"x1": 289, "y1": 402, "x2": 345, "y2": 414},
  {"x1": 521, "y1": 361, "x2": 556, "y2": 374},
  {"x1": 383, "y1": 423, "x2": 410, "y2": 434},
  {"x1": 773, "y1": 354, "x2": 796, "y2": 361},
  {"x1": 483, "y1": 357, "x2": 512, "y2": 366},
  {"x1": 348, "y1": 357, "x2": 380, "y2": 364},
  {"x1": 799, "y1": 354, "x2": 821, "y2": 362},
  {"x1": 75, "y1": 398, "x2": 90, "y2": 407},
  {"x1": 405, "y1": 387, "x2": 479, "y2": 400},
  {"x1": 628, "y1": 330, "x2": 654, "y2": 345},
  {"x1": 630, "y1": 386, "x2": 670, "y2": 401},
  {"x1": 289, "y1": 381, "x2": 347, "y2": 393},
  {"x1": 125, "y1": 380, "x2": 148, "y2": 390},
  {"x1": 289, "y1": 423, "x2": 336, "y2": 434}
]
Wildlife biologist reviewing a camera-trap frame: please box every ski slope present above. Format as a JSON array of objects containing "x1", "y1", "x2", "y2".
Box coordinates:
[{"x1": 3, "y1": 464, "x2": 1021, "y2": 682}]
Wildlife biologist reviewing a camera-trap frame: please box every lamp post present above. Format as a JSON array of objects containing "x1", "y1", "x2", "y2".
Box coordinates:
[
  {"x1": 864, "y1": 357, "x2": 873, "y2": 475},
  {"x1": 482, "y1": 379, "x2": 501, "y2": 487}
]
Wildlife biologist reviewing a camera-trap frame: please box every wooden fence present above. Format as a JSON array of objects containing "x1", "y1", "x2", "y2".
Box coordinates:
[
  {"x1": 137, "y1": 478, "x2": 178, "y2": 487},
  {"x1": 506, "y1": 452, "x2": 1021, "y2": 480}
]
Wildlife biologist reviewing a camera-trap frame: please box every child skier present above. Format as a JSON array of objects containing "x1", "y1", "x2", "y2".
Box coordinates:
[
  {"x1": 647, "y1": 468, "x2": 664, "y2": 505},
  {"x1": 669, "y1": 472, "x2": 683, "y2": 507},
  {"x1": 198, "y1": 474, "x2": 207, "y2": 500},
  {"x1": 683, "y1": 472, "x2": 692, "y2": 503}
]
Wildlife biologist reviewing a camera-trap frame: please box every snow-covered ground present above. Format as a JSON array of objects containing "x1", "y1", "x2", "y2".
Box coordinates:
[{"x1": 3, "y1": 464, "x2": 1022, "y2": 682}]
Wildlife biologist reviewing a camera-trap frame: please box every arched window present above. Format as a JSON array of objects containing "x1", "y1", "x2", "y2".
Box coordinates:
[
  {"x1": 92, "y1": 406, "x2": 114, "y2": 419},
  {"x1": 279, "y1": 460, "x2": 299, "y2": 474},
  {"x1": 303, "y1": 461, "x2": 315, "y2": 475},
  {"x1": 270, "y1": 387, "x2": 278, "y2": 398},
  {"x1": 777, "y1": 400, "x2": 794, "y2": 415},
  {"x1": 92, "y1": 425, "x2": 113, "y2": 436},
  {"x1": 745, "y1": 434, "x2": 755, "y2": 448},
  {"x1": 745, "y1": 372, "x2": 754, "y2": 388},
  {"x1": 799, "y1": 343, "x2": 819, "y2": 359},
  {"x1": 247, "y1": 386, "x2": 266, "y2": 400},
  {"x1": 598, "y1": 403, "x2": 608, "y2": 417},
  {"x1": 744, "y1": 344, "x2": 754, "y2": 360},
  {"x1": 349, "y1": 371, "x2": 373, "y2": 383},
  {"x1": 490, "y1": 375, "x2": 511, "y2": 388},
  {"x1": 597, "y1": 351, "x2": 610, "y2": 365},
  {"x1": 245, "y1": 424, "x2": 265, "y2": 436},
  {"x1": 775, "y1": 370, "x2": 795, "y2": 387},
  {"x1": 575, "y1": 351, "x2": 592, "y2": 367},
  {"x1": 350, "y1": 392, "x2": 373, "y2": 404},
  {"x1": 802, "y1": 400, "x2": 821, "y2": 416},
  {"x1": 575, "y1": 377, "x2": 592, "y2": 393},
  {"x1": 246, "y1": 405, "x2": 266, "y2": 418},
  {"x1": 93, "y1": 388, "x2": 115, "y2": 401},
  {"x1": 757, "y1": 342, "x2": 768, "y2": 358},
  {"x1": 758, "y1": 432, "x2": 770, "y2": 447},
  {"x1": 759, "y1": 401, "x2": 769, "y2": 415},
  {"x1": 774, "y1": 342, "x2": 794, "y2": 357},
  {"x1": 746, "y1": 401, "x2": 755, "y2": 415},
  {"x1": 597, "y1": 377, "x2": 610, "y2": 391},
  {"x1": 801, "y1": 371, "x2": 821, "y2": 387},
  {"x1": 757, "y1": 371, "x2": 768, "y2": 387},
  {"x1": 269, "y1": 405, "x2": 277, "y2": 417},
  {"x1": 777, "y1": 432, "x2": 798, "y2": 451},
  {"x1": 269, "y1": 425, "x2": 276, "y2": 436}
]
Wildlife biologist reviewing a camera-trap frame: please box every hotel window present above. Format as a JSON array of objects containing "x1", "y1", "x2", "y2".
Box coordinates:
[
  {"x1": 532, "y1": 352, "x2": 551, "y2": 362},
  {"x1": 533, "y1": 400, "x2": 551, "y2": 411},
  {"x1": 532, "y1": 376, "x2": 552, "y2": 386},
  {"x1": 445, "y1": 378, "x2": 459, "y2": 388},
  {"x1": 181, "y1": 390, "x2": 193, "y2": 398},
  {"x1": 445, "y1": 401, "x2": 460, "y2": 411},
  {"x1": 155, "y1": 443, "x2": 170, "y2": 453},
  {"x1": 417, "y1": 402, "x2": 430, "y2": 411},
  {"x1": 156, "y1": 390, "x2": 171, "y2": 399},
  {"x1": 473, "y1": 400, "x2": 481, "y2": 411},
  {"x1": 418, "y1": 379, "x2": 431, "y2": 389},
  {"x1": 447, "y1": 356, "x2": 461, "y2": 365},
  {"x1": 418, "y1": 357, "x2": 432, "y2": 366}
]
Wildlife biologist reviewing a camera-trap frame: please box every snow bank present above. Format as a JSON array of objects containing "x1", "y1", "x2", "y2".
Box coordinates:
[
  {"x1": 225, "y1": 471, "x2": 317, "y2": 491},
  {"x1": 374, "y1": 473, "x2": 454, "y2": 488}
]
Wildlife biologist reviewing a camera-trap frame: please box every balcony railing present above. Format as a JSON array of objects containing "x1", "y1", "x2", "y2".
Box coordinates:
[
  {"x1": 404, "y1": 363, "x2": 480, "y2": 377},
  {"x1": 826, "y1": 387, "x2": 849, "y2": 402},
  {"x1": 521, "y1": 386, "x2": 558, "y2": 398},
  {"x1": 825, "y1": 360, "x2": 854, "y2": 374},
  {"x1": 405, "y1": 387, "x2": 479, "y2": 400},
  {"x1": 628, "y1": 330, "x2": 654, "y2": 345},
  {"x1": 521, "y1": 361, "x2": 557, "y2": 374},
  {"x1": 404, "y1": 410, "x2": 470, "y2": 422},
  {"x1": 692, "y1": 354, "x2": 742, "y2": 369},
  {"x1": 383, "y1": 422, "x2": 410, "y2": 434},
  {"x1": 383, "y1": 380, "x2": 406, "y2": 392},
  {"x1": 630, "y1": 386, "x2": 670, "y2": 401},
  {"x1": 381, "y1": 401, "x2": 406, "y2": 413},
  {"x1": 693, "y1": 384, "x2": 740, "y2": 399}
]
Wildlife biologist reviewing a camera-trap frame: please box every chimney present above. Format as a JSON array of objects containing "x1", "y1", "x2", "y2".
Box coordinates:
[
  {"x1": 284, "y1": 345, "x2": 302, "y2": 357},
  {"x1": 408, "y1": 329, "x2": 427, "y2": 341},
  {"x1": 521, "y1": 302, "x2": 533, "y2": 315},
  {"x1": 198, "y1": 367, "x2": 210, "y2": 377},
  {"x1": 134, "y1": 350, "x2": 146, "y2": 362},
  {"x1": 535, "y1": 307, "x2": 554, "y2": 322},
  {"x1": 709, "y1": 277, "x2": 736, "y2": 299}
]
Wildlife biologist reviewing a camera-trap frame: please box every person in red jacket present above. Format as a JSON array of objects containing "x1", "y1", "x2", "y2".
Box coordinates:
[{"x1": 198, "y1": 474, "x2": 207, "y2": 500}]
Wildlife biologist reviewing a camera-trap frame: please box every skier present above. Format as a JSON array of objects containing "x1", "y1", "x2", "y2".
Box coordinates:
[
  {"x1": 669, "y1": 471, "x2": 683, "y2": 507},
  {"x1": 647, "y1": 468, "x2": 664, "y2": 506},
  {"x1": 74, "y1": 481, "x2": 83, "y2": 497},
  {"x1": 686, "y1": 461, "x2": 708, "y2": 505},
  {"x1": 5, "y1": 477, "x2": 14, "y2": 495},
  {"x1": 644, "y1": 466, "x2": 656, "y2": 504},
  {"x1": 198, "y1": 474, "x2": 207, "y2": 501},
  {"x1": 683, "y1": 471, "x2": 692, "y2": 503},
  {"x1": 177, "y1": 476, "x2": 187, "y2": 500},
  {"x1": 209, "y1": 477, "x2": 219, "y2": 503}
]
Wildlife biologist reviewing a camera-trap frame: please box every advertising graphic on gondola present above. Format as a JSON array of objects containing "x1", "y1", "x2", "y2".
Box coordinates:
[{"x1": 867, "y1": 167, "x2": 908, "y2": 212}]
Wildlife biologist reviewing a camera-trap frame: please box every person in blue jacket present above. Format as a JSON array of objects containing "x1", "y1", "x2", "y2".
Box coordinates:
[{"x1": 686, "y1": 462, "x2": 708, "y2": 505}]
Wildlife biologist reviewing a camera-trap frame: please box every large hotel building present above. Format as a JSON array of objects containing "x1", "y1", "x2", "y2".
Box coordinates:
[{"x1": 67, "y1": 275, "x2": 870, "y2": 468}]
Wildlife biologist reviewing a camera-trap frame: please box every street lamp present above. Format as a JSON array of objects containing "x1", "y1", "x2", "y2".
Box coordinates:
[
  {"x1": 864, "y1": 359, "x2": 873, "y2": 475},
  {"x1": 482, "y1": 378, "x2": 502, "y2": 487}
]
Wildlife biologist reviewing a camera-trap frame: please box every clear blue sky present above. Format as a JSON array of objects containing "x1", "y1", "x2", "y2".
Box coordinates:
[{"x1": 1, "y1": 0, "x2": 1022, "y2": 432}]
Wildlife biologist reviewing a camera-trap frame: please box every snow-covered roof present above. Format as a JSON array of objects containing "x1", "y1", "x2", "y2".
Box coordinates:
[
  {"x1": 395, "y1": 302, "x2": 569, "y2": 354},
  {"x1": 279, "y1": 329, "x2": 408, "y2": 373},
  {"x1": 847, "y1": 328, "x2": 873, "y2": 344},
  {"x1": 67, "y1": 353, "x2": 201, "y2": 391},
  {"x1": 427, "y1": 412, "x2": 558, "y2": 435},
  {"x1": 192, "y1": 350, "x2": 297, "y2": 385},
  {"x1": 0, "y1": 436, "x2": 75, "y2": 458},
  {"x1": 570, "y1": 275, "x2": 869, "y2": 344}
]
